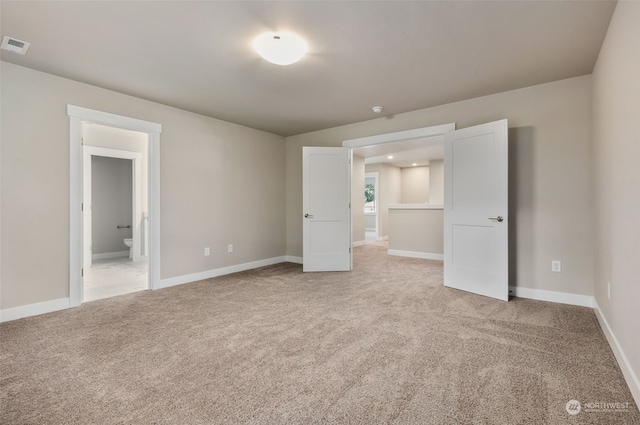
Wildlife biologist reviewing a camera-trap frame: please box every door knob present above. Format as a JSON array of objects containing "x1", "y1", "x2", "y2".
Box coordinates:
[
  {"x1": 304, "y1": 213, "x2": 314, "y2": 219},
  {"x1": 489, "y1": 216, "x2": 504, "y2": 222}
]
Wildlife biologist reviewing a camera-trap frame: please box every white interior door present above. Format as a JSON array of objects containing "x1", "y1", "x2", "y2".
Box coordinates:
[
  {"x1": 444, "y1": 119, "x2": 509, "y2": 300},
  {"x1": 303, "y1": 147, "x2": 352, "y2": 272}
]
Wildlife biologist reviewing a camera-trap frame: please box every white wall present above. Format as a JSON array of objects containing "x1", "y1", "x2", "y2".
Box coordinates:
[
  {"x1": 428, "y1": 160, "x2": 444, "y2": 204},
  {"x1": 0, "y1": 61, "x2": 286, "y2": 310},
  {"x1": 591, "y1": 0, "x2": 640, "y2": 402},
  {"x1": 388, "y1": 209, "x2": 443, "y2": 255},
  {"x1": 286, "y1": 75, "x2": 594, "y2": 298},
  {"x1": 91, "y1": 156, "x2": 133, "y2": 254},
  {"x1": 401, "y1": 166, "x2": 429, "y2": 204}
]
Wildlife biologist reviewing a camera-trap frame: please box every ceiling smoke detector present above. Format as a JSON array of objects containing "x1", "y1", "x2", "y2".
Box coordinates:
[
  {"x1": 1, "y1": 36, "x2": 30, "y2": 55},
  {"x1": 372, "y1": 106, "x2": 383, "y2": 113}
]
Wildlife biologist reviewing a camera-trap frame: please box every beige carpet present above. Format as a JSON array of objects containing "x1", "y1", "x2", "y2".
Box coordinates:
[{"x1": 1, "y1": 245, "x2": 638, "y2": 424}]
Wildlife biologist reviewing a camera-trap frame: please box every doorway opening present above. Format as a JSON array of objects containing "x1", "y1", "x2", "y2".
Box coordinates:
[
  {"x1": 67, "y1": 105, "x2": 162, "y2": 308},
  {"x1": 341, "y1": 121, "x2": 510, "y2": 301},
  {"x1": 83, "y1": 137, "x2": 148, "y2": 301},
  {"x1": 344, "y1": 123, "x2": 454, "y2": 262}
]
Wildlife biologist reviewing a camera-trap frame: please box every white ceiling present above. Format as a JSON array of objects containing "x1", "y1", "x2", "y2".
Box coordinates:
[
  {"x1": 364, "y1": 145, "x2": 444, "y2": 168},
  {"x1": 353, "y1": 135, "x2": 444, "y2": 167},
  {"x1": 0, "y1": 1, "x2": 616, "y2": 137}
]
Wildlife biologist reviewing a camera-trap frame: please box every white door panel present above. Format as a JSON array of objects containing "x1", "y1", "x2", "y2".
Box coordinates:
[
  {"x1": 303, "y1": 147, "x2": 352, "y2": 272},
  {"x1": 444, "y1": 120, "x2": 508, "y2": 301},
  {"x1": 451, "y1": 133, "x2": 500, "y2": 211}
]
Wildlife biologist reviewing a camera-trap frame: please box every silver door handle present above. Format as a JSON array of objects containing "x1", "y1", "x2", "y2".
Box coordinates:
[
  {"x1": 489, "y1": 216, "x2": 504, "y2": 222},
  {"x1": 304, "y1": 213, "x2": 314, "y2": 219}
]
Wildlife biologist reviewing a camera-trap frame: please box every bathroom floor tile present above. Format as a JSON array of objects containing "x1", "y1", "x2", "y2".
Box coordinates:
[{"x1": 84, "y1": 257, "x2": 148, "y2": 302}]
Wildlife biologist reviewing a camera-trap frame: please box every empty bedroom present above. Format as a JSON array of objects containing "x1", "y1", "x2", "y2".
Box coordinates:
[{"x1": 1, "y1": 1, "x2": 638, "y2": 424}]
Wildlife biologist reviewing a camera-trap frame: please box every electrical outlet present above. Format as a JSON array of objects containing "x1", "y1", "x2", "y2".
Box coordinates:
[
  {"x1": 228, "y1": 244, "x2": 233, "y2": 253},
  {"x1": 607, "y1": 282, "x2": 611, "y2": 300},
  {"x1": 552, "y1": 260, "x2": 561, "y2": 273},
  {"x1": 204, "y1": 247, "x2": 210, "y2": 256}
]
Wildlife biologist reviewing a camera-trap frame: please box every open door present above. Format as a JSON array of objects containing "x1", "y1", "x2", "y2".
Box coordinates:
[
  {"x1": 303, "y1": 147, "x2": 352, "y2": 272},
  {"x1": 444, "y1": 119, "x2": 508, "y2": 300}
]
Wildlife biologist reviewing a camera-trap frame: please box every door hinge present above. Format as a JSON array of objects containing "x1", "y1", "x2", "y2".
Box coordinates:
[
  {"x1": 81, "y1": 137, "x2": 84, "y2": 145},
  {"x1": 349, "y1": 247, "x2": 351, "y2": 253},
  {"x1": 81, "y1": 268, "x2": 84, "y2": 277},
  {"x1": 349, "y1": 202, "x2": 351, "y2": 209},
  {"x1": 81, "y1": 203, "x2": 84, "y2": 211}
]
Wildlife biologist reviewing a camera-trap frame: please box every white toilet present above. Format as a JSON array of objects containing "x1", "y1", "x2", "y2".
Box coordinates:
[{"x1": 123, "y1": 238, "x2": 133, "y2": 259}]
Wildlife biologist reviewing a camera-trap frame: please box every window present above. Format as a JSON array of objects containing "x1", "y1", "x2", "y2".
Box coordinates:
[{"x1": 364, "y1": 182, "x2": 376, "y2": 213}]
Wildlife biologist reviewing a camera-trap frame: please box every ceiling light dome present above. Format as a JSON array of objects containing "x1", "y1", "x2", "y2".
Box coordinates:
[{"x1": 253, "y1": 32, "x2": 308, "y2": 66}]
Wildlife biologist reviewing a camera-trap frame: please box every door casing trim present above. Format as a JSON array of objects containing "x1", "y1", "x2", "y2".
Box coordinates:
[{"x1": 67, "y1": 105, "x2": 161, "y2": 307}]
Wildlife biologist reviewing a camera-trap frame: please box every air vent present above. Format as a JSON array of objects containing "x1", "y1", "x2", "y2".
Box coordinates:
[{"x1": 1, "y1": 36, "x2": 30, "y2": 55}]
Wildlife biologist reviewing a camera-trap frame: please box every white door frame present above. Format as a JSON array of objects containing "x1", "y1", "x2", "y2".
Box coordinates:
[
  {"x1": 83, "y1": 147, "x2": 143, "y2": 269},
  {"x1": 67, "y1": 105, "x2": 161, "y2": 307},
  {"x1": 342, "y1": 124, "x2": 455, "y2": 149},
  {"x1": 364, "y1": 172, "x2": 380, "y2": 239}
]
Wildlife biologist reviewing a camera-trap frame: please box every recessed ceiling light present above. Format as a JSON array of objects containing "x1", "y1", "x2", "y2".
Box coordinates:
[
  {"x1": 387, "y1": 155, "x2": 394, "y2": 159},
  {"x1": 412, "y1": 163, "x2": 418, "y2": 166},
  {"x1": 253, "y1": 32, "x2": 307, "y2": 66},
  {"x1": 372, "y1": 106, "x2": 383, "y2": 113}
]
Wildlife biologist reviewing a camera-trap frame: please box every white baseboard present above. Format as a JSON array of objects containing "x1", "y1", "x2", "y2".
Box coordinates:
[
  {"x1": 352, "y1": 240, "x2": 367, "y2": 247},
  {"x1": 157, "y1": 256, "x2": 289, "y2": 290},
  {"x1": 593, "y1": 299, "x2": 640, "y2": 406},
  {"x1": 285, "y1": 255, "x2": 303, "y2": 264},
  {"x1": 508, "y1": 286, "x2": 593, "y2": 307},
  {"x1": 2, "y1": 256, "x2": 296, "y2": 322},
  {"x1": 0, "y1": 298, "x2": 70, "y2": 323},
  {"x1": 388, "y1": 249, "x2": 443, "y2": 261},
  {"x1": 92, "y1": 250, "x2": 129, "y2": 260},
  {"x1": 484, "y1": 286, "x2": 638, "y2": 403}
]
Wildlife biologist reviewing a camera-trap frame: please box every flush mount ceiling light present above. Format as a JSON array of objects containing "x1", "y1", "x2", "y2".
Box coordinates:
[
  {"x1": 372, "y1": 106, "x2": 383, "y2": 113},
  {"x1": 253, "y1": 32, "x2": 307, "y2": 66}
]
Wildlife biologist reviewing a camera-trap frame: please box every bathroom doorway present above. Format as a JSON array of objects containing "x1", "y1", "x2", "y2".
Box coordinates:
[
  {"x1": 82, "y1": 124, "x2": 149, "y2": 301},
  {"x1": 68, "y1": 104, "x2": 161, "y2": 308}
]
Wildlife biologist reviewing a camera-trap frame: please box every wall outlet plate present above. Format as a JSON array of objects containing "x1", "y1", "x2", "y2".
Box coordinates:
[
  {"x1": 204, "y1": 247, "x2": 210, "y2": 256},
  {"x1": 228, "y1": 244, "x2": 233, "y2": 253},
  {"x1": 552, "y1": 260, "x2": 561, "y2": 272}
]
